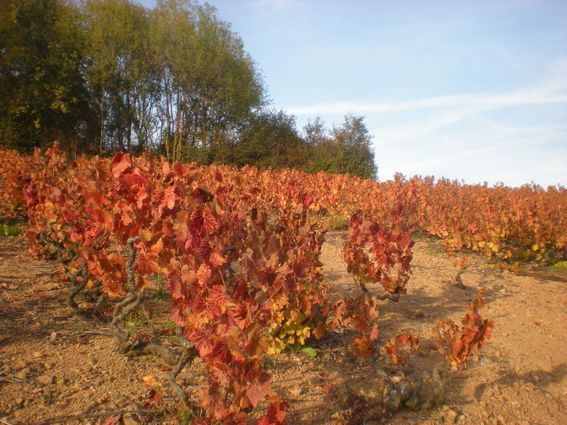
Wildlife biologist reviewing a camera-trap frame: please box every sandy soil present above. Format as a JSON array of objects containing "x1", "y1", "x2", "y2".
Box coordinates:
[{"x1": 0, "y1": 232, "x2": 565, "y2": 425}]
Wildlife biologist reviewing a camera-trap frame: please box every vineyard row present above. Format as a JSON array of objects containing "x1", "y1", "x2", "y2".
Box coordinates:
[{"x1": 1, "y1": 145, "x2": 563, "y2": 423}]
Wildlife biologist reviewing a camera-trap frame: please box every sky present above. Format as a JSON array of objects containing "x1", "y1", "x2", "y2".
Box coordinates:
[{"x1": 140, "y1": 0, "x2": 567, "y2": 186}]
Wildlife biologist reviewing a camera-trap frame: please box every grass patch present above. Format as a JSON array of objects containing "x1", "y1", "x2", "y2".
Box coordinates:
[
  {"x1": 328, "y1": 214, "x2": 349, "y2": 230},
  {"x1": 520, "y1": 260, "x2": 567, "y2": 283},
  {"x1": 152, "y1": 274, "x2": 168, "y2": 300},
  {"x1": 425, "y1": 240, "x2": 447, "y2": 257},
  {"x1": 551, "y1": 260, "x2": 567, "y2": 272},
  {"x1": 1, "y1": 223, "x2": 22, "y2": 236}
]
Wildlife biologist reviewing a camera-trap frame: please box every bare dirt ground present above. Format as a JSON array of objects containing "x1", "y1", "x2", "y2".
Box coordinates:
[{"x1": 0, "y1": 232, "x2": 566, "y2": 425}]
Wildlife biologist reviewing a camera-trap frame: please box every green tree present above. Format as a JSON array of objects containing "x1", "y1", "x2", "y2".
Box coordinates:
[
  {"x1": 230, "y1": 110, "x2": 308, "y2": 169},
  {"x1": 304, "y1": 116, "x2": 329, "y2": 146},
  {"x1": 83, "y1": 0, "x2": 154, "y2": 153},
  {"x1": 304, "y1": 115, "x2": 377, "y2": 179},
  {"x1": 80, "y1": 0, "x2": 264, "y2": 160},
  {"x1": 332, "y1": 114, "x2": 377, "y2": 179},
  {"x1": 150, "y1": 0, "x2": 264, "y2": 162},
  {"x1": 0, "y1": 0, "x2": 376, "y2": 179},
  {"x1": 0, "y1": 0, "x2": 89, "y2": 153},
  {"x1": 303, "y1": 116, "x2": 339, "y2": 174}
]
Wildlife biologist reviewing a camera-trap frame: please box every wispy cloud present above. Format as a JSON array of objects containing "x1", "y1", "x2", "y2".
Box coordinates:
[
  {"x1": 376, "y1": 117, "x2": 567, "y2": 186},
  {"x1": 250, "y1": 0, "x2": 302, "y2": 13},
  {"x1": 287, "y1": 60, "x2": 567, "y2": 186},
  {"x1": 287, "y1": 75, "x2": 567, "y2": 116},
  {"x1": 288, "y1": 59, "x2": 567, "y2": 117}
]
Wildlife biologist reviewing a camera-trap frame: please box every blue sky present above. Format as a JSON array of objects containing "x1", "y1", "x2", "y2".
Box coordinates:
[{"x1": 140, "y1": 0, "x2": 567, "y2": 186}]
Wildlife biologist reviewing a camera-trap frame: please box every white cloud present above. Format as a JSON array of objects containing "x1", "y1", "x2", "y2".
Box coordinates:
[
  {"x1": 289, "y1": 59, "x2": 567, "y2": 118},
  {"x1": 251, "y1": 0, "x2": 302, "y2": 13},
  {"x1": 287, "y1": 60, "x2": 567, "y2": 186},
  {"x1": 287, "y1": 75, "x2": 567, "y2": 116},
  {"x1": 375, "y1": 116, "x2": 567, "y2": 186}
]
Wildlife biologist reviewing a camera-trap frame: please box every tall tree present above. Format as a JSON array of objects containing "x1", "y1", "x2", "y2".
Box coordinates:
[
  {"x1": 303, "y1": 115, "x2": 377, "y2": 179},
  {"x1": 80, "y1": 0, "x2": 264, "y2": 160},
  {"x1": 303, "y1": 116, "x2": 339, "y2": 174},
  {"x1": 0, "y1": 0, "x2": 379, "y2": 181},
  {"x1": 83, "y1": 0, "x2": 154, "y2": 153},
  {"x1": 231, "y1": 110, "x2": 308, "y2": 169},
  {"x1": 150, "y1": 0, "x2": 264, "y2": 162},
  {"x1": 0, "y1": 0, "x2": 89, "y2": 153},
  {"x1": 332, "y1": 114, "x2": 377, "y2": 179}
]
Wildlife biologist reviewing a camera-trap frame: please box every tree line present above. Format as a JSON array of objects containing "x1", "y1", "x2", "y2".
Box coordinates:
[{"x1": 0, "y1": 0, "x2": 377, "y2": 179}]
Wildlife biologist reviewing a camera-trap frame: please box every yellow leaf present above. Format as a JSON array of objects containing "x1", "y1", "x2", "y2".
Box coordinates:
[
  {"x1": 139, "y1": 230, "x2": 153, "y2": 242},
  {"x1": 142, "y1": 375, "x2": 161, "y2": 389}
]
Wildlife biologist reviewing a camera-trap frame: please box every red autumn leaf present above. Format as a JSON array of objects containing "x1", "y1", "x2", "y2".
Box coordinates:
[
  {"x1": 190, "y1": 208, "x2": 203, "y2": 231},
  {"x1": 203, "y1": 207, "x2": 219, "y2": 234},
  {"x1": 245, "y1": 372, "x2": 272, "y2": 408},
  {"x1": 245, "y1": 328, "x2": 271, "y2": 358},
  {"x1": 385, "y1": 339, "x2": 401, "y2": 364},
  {"x1": 104, "y1": 415, "x2": 122, "y2": 425},
  {"x1": 206, "y1": 285, "x2": 227, "y2": 316},
  {"x1": 197, "y1": 264, "x2": 211, "y2": 287},
  {"x1": 111, "y1": 153, "x2": 131, "y2": 178},
  {"x1": 258, "y1": 398, "x2": 288, "y2": 425},
  {"x1": 436, "y1": 296, "x2": 493, "y2": 369},
  {"x1": 369, "y1": 323, "x2": 379, "y2": 341},
  {"x1": 174, "y1": 210, "x2": 189, "y2": 247},
  {"x1": 143, "y1": 388, "x2": 164, "y2": 408},
  {"x1": 197, "y1": 237, "x2": 211, "y2": 258},
  {"x1": 169, "y1": 276, "x2": 186, "y2": 301},
  {"x1": 210, "y1": 251, "x2": 227, "y2": 267},
  {"x1": 163, "y1": 185, "x2": 176, "y2": 210},
  {"x1": 321, "y1": 383, "x2": 336, "y2": 394},
  {"x1": 180, "y1": 267, "x2": 198, "y2": 287},
  {"x1": 161, "y1": 160, "x2": 170, "y2": 175},
  {"x1": 234, "y1": 304, "x2": 250, "y2": 330}
]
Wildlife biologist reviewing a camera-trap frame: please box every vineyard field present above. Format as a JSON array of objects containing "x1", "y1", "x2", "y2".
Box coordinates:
[
  {"x1": 0, "y1": 234, "x2": 566, "y2": 424},
  {"x1": 0, "y1": 146, "x2": 566, "y2": 424},
  {"x1": 2, "y1": 0, "x2": 566, "y2": 422}
]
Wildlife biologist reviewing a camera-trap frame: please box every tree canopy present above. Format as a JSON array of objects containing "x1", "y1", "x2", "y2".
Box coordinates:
[
  {"x1": 0, "y1": 0, "x2": 377, "y2": 179},
  {"x1": 0, "y1": 0, "x2": 89, "y2": 152},
  {"x1": 304, "y1": 115, "x2": 377, "y2": 179}
]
